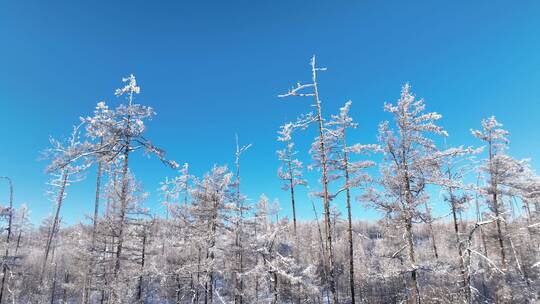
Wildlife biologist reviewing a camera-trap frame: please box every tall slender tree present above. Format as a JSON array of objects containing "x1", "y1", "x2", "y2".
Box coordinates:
[
  {"x1": 326, "y1": 101, "x2": 377, "y2": 303},
  {"x1": 41, "y1": 124, "x2": 92, "y2": 280},
  {"x1": 438, "y1": 146, "x2": 478, "y2": 302},
  {"x1": 279, "y1": 56, "x2": 339, "y2": 304},
  {"x1": 363, "y1": 84, "x2": 449, "y2": 304},
  {"x1": 109, "y1": 74, "x2": 177, "y2": 277},
  {"x1": 277, "y1": 118, "x2": 309, "y2": 241},
  {"x1": 0, "y1": 176, "x2": 13, "y2": 304},
  {"x1": 190, "y1": 165, "x2": 234, "y2": 304},
  {"x1": 233, "y1": 135, "x2": 251, "y2": 304},
  {"x1": 471, "y1": 116, "x2": 525, "y2": 269},
  {"x1": 81, "y1": 101, "x2": 119, "y2": 303}
]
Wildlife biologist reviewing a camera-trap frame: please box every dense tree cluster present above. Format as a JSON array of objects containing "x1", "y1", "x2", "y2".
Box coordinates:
[{"x1": 0, "y1": 58, "x2": 539, "y2": 303}]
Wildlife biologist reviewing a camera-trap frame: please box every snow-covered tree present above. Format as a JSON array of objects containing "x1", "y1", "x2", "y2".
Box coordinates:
[
  {"x1": 108, "y1": 74, "x2": 177, "y2": 278},
  {"x1": 189, "y1": 165, "x2": 234, "y2": 303},
  {"x1": 0, "y1": 176, "x2": 13, "y2": 304},
  {"x1": 279, "y1": 56, "x2": 339, "y2": 303},
  {"x1": 437, "y1": 145, "x2": 479, "y2": 302},
  {"x1": 325, "y1": 100, "x2": 377, "y2": 303},
  {"x1": 363, "y1": 84, "x2": 449, "y2": 303},
  {"x1": 277, "y1": 118, "x2": 309, "y2": 240},
  {"x1": 471, "y1": 116, "x2": 525, "y2": 268},
  {"x1": 40, "y1": 123, "x2": 92, "y2": 281}
]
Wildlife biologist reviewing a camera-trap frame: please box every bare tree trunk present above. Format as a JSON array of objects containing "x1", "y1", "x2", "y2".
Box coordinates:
[
  {"x1": 523, "y1": 199, "x2": 532, "y2": 223},
  {"x1": 114, "y1": 141, "x2": 130, "y2": 276},
  {"x1": 464, "y1": 219, "x2": 498, "y2": 303},
  {"x1": 492, "y1": 191, "x2": 507, "y2": 267},
  {"x1": 14, "y1": 229, "x2": 22, "y2": 255},
  {"x1": 311, "y1": 56, "x2": 338, "y2": 304},
  {"x1": 404, "y1": 217, "x2": 420, "y2": 304},
  {"x1": 342, "y1": 141, "x2": 357, "y2": 304},
  {"x1": 422, "y1": 202, "x2": 439, "y2": 260},
  {"x1": 0, "y1": 177, "x2": 13, "y2": 304},
  {"x1": 175, "y1": 274, "x2": 181, "y2": 304},
  {"x1": 474, "y1": 184, "x2": 489, "y2": 257},
  {"x1": 234, "y1": 138, "x2": 245, "y2": 304},
  {"x1": 50, "y1": 263, "x2": 58, "y2": 304},
  {"x1": 450, "y1": 191, "x2": 470, "y2": 303},
  {"x1": 255, "y1": 265, "x2": 259, "y2": 303},
  {"x1": 272, "y1": 271, "x2": 278, "y2": 304},
  {"x1": 162, "y1": 192, "x2": 169, "y2": 257},
  {"x1": 100, "y1": 166, "x2": 114, "y2": 304},
  {"x1": 488, "y1": 140, "x2": 506, "y2": 268},
  {"x1": 83, "y1": 160, "x2": 103, "y2": 303},
  {"x1": 62, "y1": 272, "x2": 69, "y2": 303},
  {"x1": 41, "y1": 171, "x2": 68, "y2": 281},
  {"x1": 208, "y1": 272, "x2": 213, "y2": 304},
  {"x1": 311, "y1": 200, "x2": 328, "y2": 290},
  {"x1": 286, "y1": 143, "x2": 299, "y2": 250},
  {"x1": 137, "y1": 232, "x2": 147, "y2": 302},
  {"x1": 207, "y1": 201, "x2": 218, "y2": 304},
  {"x1": 509, "y1": 237, "x2": 530, "y2": 287},
  {"x1": 401, "y1": 146, "x2": 421, "y2": 304},
  {"x1": 196, "y1": 246, "x2": 201, "y2": 303}
]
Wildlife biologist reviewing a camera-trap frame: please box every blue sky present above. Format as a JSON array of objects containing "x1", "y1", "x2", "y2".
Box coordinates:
[{"x1": 0, "y1": 1, "x2": 539, "y2": 226}]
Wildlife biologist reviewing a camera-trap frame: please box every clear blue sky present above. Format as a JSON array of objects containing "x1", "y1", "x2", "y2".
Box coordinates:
[{"x1": 1, "y1": 1, "x2": 539, "y2": 226}]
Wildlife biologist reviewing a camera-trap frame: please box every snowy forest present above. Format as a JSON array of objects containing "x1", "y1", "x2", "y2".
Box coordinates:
[{"x1": 0, "y1": 56, "x2": 539, "y2": 304}]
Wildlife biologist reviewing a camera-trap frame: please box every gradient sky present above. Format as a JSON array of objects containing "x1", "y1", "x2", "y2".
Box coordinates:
[{"x1": 1, "y1": 1, "x2": 539, "y2": 226}]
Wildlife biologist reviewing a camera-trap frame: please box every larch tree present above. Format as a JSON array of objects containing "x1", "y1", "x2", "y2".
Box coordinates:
[
  {"x1": 438, "y1": 146, "x2": 479, "y2": 303},
  {"x1": 109, "y1": 74, "x2": 177, "y2": 278},
  {"x1": 471, "y1": 116, "x2": 525, "y2": 270},
  {"x1": 80, "y1": 100, "x2": 120, "y2": 303},
  {"x1": 325, "y1": 100, "x2": 377, "y2": 304},
  {"x1": 279, "y1": 55, "x2": 339, "y2": 304},
  {"x1": 363, "y1": 84, "x2": 449, "y2": 304},
  {"x1": 40, "y1": 123, "x2": 92, "y2": 281},
  {"x1": 189, "y1": 165, "x2": 234, "y2": 304},
  {"x1": 249, "y1": 195, "x2": 317, "y2": 304},
  {"x1": 232, "y1": 135, "x2": 251, "y2": 304},
  {"x1": 5, "y1": 204, "x2": 30, "y2": 303},
  {"x1": 277, "y1": 117, "x2": 309, "y2": 243}
]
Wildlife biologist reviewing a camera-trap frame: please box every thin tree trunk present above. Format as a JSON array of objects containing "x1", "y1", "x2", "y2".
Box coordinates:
[
  {"x1": 176, "y1": 274, "x2": 181, "y2": 304},
  {"x1": 196, "y1": 246, "x2": 201, "y2": 303},
  {"x1": 488, "y1": 140, "x2": 506, "y2": 268},
  {"x1": 311, "y1": 56, "x2": 338, "y2": 304},
  {"x1": 474, "y1": 181, "x2": 489, "y2": 257},
  {"x1": 272, "y1": 271, "x2": 278, "y2": 304},
  {"x1": 342, "y1": 139, "x2": 357, "y2": 304},
  {"x1": 234, "y1": 139, "x2": 244, "y2": 304},
  {"x1": 424, "y1": 202, "x2": 439, "y2": 260},
  {"x1": 509, "y1": 237, "x2": 529, "y2": 287},
  {"x1": 207, "y1": 199, "x2": 218, "y2": 304},
  {"x1": 41, "y1": 171, "x2": 68, "y2": 281},
  {"x1": 0, "y1": 177, "x2": 13, "y2": 304},
  {"x1": 14, "y1": 229, "x2": 22, "y2": 255},
  {"x1": 162, "y1": 192, "x2": 169, "y2": 257},
  {"x1": 450, "y1": 191, "x2": 470, "y2": 303},
  {"x1": 50, "y1": 263, "x2": 58, "y2": 304},
  {"x1": 137, "y1": 232, "x2": 147, "y2": 302},
  {"x1": 62, "y1": 272, "x2": 69, "y2": 303},
  {"x1": 492, "y1": 192, "x2": 507, "y2": 267},
  {"x1": 286, "y1": 143, "x2": 299, "y2": 253},
  {"x1": 523, "y1": 199, "x2": 532, "y2": 223},
  {"x1": 311, "y1": 200, "x2": 328, "y2": 288},
  {"x1": 401, "y1": 144, "x2": 420, "y2": 304},
  {"x1": 114, "y1": 141, "x2": 130, "y2": 276},
  {"x1": 404, "y1": 217, "x2": 420, "y2": 304},
  {"x1": 83, "y1": 160, "x2": 103, "y2": 303}
]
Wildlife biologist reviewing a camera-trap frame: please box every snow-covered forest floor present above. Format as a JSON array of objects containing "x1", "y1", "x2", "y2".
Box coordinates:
[{"x1": 1, "y1": 58, "x2": 539, "y2": 303}]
